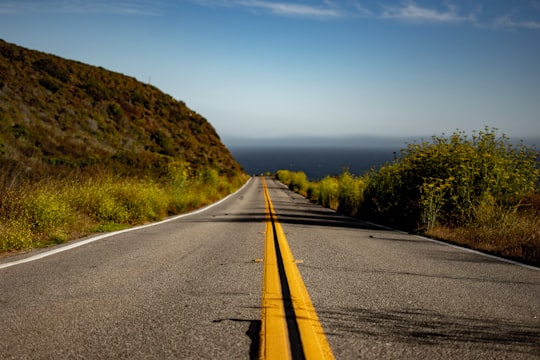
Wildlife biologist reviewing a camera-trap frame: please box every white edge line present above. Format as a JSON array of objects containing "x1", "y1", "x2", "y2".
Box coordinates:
[
  {"x1": 360, "y1": 220, "x2": 539, "y2": 271},
  {"x1": 0, "y1": 178, "x2": 252, "y2": 270},
  {"x1": 363, "y1": 219, "x2": 539, "y2": 271},
  {"x1": 413, "y1": 234, "x2": 540, "y2": 272}
]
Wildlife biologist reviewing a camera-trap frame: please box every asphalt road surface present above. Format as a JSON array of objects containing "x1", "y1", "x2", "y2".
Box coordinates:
[{"x1": 1, "y1": 177, "x2": 539, "y2": 359}]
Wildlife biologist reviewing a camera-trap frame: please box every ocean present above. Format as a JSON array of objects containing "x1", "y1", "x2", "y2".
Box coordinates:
[
  {"x1": 229, "y1": 147, "x2": 399, "y2": 180},
  {"x1": 227, "y1": 135, "x2": 539, "y2": 180}
]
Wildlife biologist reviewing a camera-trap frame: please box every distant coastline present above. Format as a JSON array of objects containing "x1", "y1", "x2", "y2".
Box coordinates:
[
  {"x1": 224, "y1": 134, "x2": 540, "y2": 149},
  {"x1": 226, "y1": 135, "x2": 539, "y2": 180},
  {"x1": 223, "y1": 135, "x2": 420, "y2": 149},
  {"x1": 229, "y1": 146, "x2": 399, "y2": 180}
]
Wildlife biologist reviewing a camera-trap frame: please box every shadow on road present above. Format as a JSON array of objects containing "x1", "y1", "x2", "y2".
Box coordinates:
[
  {"x1": 320, "y1": 306, "x2": 540, "y2": 356},
  {"x1": 212, "y1": 318, "x2": 261, "y2": 360},
  {"x1": 183, "y1": 200, "x2": 384, "y2": 231},
  {"x1": 181, "y1": 177, "x2": 384, "y2": 231}
]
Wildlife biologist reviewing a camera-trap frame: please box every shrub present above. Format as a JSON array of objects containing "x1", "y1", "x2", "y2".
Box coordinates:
[
  {"x1": 337, "y1": 171, "x2": 365, "y2": 217},
  {"x1": 32, "y1": 58, "x2": 70, "y2": 82},
  {"x1": 77, "y1": 180, "x2": 130, "y2": 223},
  {"x1": 361, "y1": 128, "x2": 539, "y2": 230},
  {"x1": 198, "y1": 167, "x2": 219, "y2": 186},
  {"x1": 23, "y1": 187, "x2": 73, "y2": 234},
  {"x1": 276, "y1": 170, "x2": 310, "y2": 197},
  {"x1": 306, "y1": 182, "x2": 320, "y2": 202},
  {"x1": 107, "y1": 102, "x2": 123, "y2": 120},
  {"x1": 111, "y1": 180, "x2": 168, "y2": 223},
  {"x1": 361, "y1": 163, "x2": 413, "y2": 227},
  {"x1": 70, "y1": 177, "x2": 169, "y2": 224},
  {"x1": 419, "y1": 177, "x2": 452, "y2": 230},
  {"x1": 275, "y1": 170, "x2": 292, "y2": 185},
  {"x1": 0, "y1": 220, "x2": 32, "y2": 251},
  {"x1": 318, "y1": 176, "x2": 339, "y2": 210},
  {"x1": 38, "y1": 78, "x2": 61, "y2": 93}
]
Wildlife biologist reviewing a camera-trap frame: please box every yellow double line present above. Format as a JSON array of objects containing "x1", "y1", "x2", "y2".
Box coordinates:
[{"x1": 260, "y1": 178, "x2": 334, "y2": 360}]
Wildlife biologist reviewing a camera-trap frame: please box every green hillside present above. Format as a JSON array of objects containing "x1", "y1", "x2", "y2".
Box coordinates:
[
  {"x1": 0, "y1": 39, "x2": 245, "y2": 252},
  {"x1": 0, "y1": 39, "x2": 242, "y2": 184}
]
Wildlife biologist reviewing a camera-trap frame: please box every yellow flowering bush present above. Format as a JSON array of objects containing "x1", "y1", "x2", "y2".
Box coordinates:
[{"x1": 362, "y1": 128, "x2": 538, "y2": 230}]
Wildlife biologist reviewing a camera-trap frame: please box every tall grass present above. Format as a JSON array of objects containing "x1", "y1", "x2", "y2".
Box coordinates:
[
  {"x1": 276, "y1": 128, "x2": 540, "y2": 266},
  {"x1": 0, "y1": 166, "x2": 245, "y2": 252}
]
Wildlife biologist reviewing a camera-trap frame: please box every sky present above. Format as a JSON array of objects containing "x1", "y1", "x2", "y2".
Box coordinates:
[{"x1": 1, "y1": 0, "x2": 539, "y2": 146}]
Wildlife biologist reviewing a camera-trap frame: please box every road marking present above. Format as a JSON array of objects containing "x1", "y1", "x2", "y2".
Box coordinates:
[
  {"x1": 260, "y1": 178, "x2": 334, "y2": 360},
  {"x1": 362, "y1": 220, "x2": 539, "y2": 272},
  {"x1": 414, "y1": 234, "x2": 540, "y2": 272},
  {"x1": 0, "y1": 178, "x2": 252, "y2": 270}
]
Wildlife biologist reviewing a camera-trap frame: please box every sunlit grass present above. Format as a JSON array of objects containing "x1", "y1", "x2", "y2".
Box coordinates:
[
  {"x1": 0, "y1": 169, "x2": 246, "y2": 253},
  {"x1": 427, "y1": 196, "x2": 540, "y2": 266}
]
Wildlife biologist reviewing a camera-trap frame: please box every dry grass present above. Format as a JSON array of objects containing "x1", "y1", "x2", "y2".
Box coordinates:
[{"x1": 427, "y1": 193, "x2": 540, "y2": 267}]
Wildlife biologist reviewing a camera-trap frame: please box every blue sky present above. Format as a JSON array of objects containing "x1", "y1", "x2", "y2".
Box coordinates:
[{"x1": 1, "y1": 0, "x2": 539, "y2": 145}]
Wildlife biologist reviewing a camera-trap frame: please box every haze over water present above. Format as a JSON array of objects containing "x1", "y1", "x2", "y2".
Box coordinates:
[{"x1": 230, "y1": 146, "x2": 399, "y2": 180}]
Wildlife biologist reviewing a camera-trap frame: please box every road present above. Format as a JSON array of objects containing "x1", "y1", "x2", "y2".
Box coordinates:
[{"x1": 1, "y1": 177, "x2": 539, "y2": 359}]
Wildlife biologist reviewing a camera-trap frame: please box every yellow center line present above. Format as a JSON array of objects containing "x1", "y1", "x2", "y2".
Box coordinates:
[{"x1": 260, "y1": 178, "x2": 335, "y2": 360}]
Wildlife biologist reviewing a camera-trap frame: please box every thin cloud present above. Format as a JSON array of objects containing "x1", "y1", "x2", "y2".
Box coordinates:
[
  {"x1": 352, "y1": 2, "x2": 373, "y2": 17},
  {"x1": 0, "y1": 2, "x2": 29, "y2": 14},
  {"x1": 190, "y1": 0, "x2": 348, "y2": 19},
  {"x1": 0, "y1": 0, "x2": 159, "y2": 15},
  {"x1": 381, "y1": 1, "x2": 475, "y2": 24},
  {"x1": 492, "y1": 14, "x2": 540, "y2": 30},
  {"x1": 236, "y1": 0, "x2": 342, "y2": 18}
]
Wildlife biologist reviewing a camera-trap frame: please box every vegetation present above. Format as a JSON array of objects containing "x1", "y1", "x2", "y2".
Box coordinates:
[
  {"x1": 0, "y1": 166, "x2": 245, "y2": 251},
  {"x1": 276, "y1": 128, "x2": 540, "y2": 267},
  {"x1": 0, "y1": 39, "x2": 242, "y2": 183},
  {"x1": 0, "y1": 40, "x2": 246, "y2": 253}
]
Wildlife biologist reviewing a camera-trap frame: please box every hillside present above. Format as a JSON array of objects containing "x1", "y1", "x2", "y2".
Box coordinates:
[{"x1": 0, "y1": 39, "x2": 243, "y2": 185}]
